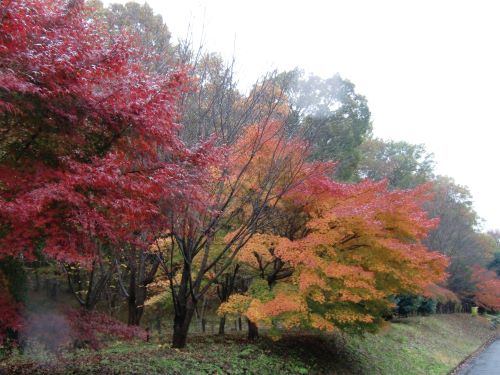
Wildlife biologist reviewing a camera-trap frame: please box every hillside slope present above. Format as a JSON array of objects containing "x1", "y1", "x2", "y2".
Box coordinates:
[
  {"x1": 343, "y1": 314, "x2": 496, "y2": 374},
  {"x1": 2, "y1": 314, "x2": 497, "y2": 374}
]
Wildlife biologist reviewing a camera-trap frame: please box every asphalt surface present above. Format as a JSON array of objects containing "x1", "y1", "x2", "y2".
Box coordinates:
[{"x1": 459, "y1": 339, "x2": 500, "y2": 375}]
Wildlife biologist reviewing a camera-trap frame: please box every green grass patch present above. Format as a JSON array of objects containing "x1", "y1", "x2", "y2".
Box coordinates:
[
  {"x1": 1, "y1": 314, "x2": 497, "y2": 374},
  {"x1": 343, "y1": 314, "x2": 496, "y2": 374}
]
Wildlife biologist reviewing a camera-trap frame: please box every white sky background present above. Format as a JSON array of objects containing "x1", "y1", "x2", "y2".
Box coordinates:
[{"x1": 104, "y1": 0, "x2": 500, "y2": 231}]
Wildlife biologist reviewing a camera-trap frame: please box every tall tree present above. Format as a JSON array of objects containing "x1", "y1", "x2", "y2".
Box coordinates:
[
  {"x1": 423, "y1": 177, "x2": 493, "y2": 295},
  {"x1": 100, "y1": 3, "x2": 306, "y2": 333},
  {"x1": 102, "y1": 1, "x2": 173, "y2": 73},
  {"x1": 358, "y1": 139, "x2": 435, "y2": 189},
  {"x1": 0, "y1": 0, "x2": 213, "y2": 338},
  {"x1": 356, "y1": 138, "x2": 494, "y2": 301},
  {"x1": 284, "y1": 71, "x2": 372, "y2": 181},
  {"x1": 153, "y1": 118, "x2": 324, "y2": 348},
  {"x1": 486, "y1": 231, "x2": 500, "y2": 277}
]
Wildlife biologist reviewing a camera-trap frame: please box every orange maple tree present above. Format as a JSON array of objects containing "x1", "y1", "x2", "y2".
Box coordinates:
[
  {"x1": 220, "y1": 166, "x2": 448, "y2": 335},
  {"x1": 154, "y1": 117, "x2": 331, "y2": 347},
  {"x1": 423, "y1": 283, "x2": 459, "y2": 304},
  {"x1": 470, "y1": 266, "x2": 500, "y2": 311}
]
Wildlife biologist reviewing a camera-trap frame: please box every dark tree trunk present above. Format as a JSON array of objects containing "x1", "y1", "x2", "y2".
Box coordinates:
[
  {"x1": 170, "y1": 254, "x2": 202, "y2": 348},
  {"x1": 127, "y1": 296, "x2": 144, "y2": 325},
  {"x1": 122, "y1": 249, "x2": 160, "y2": 326},
  {"x1": 156, "y1": 316, "x2": 162, "y2": 334},
  {"x1": 34, "y1": 269, "x2": 40, "y2": 292},
  {"x1": 218, "y1": 315, "x2": 226, "y2": 335},
  {"x1": 199, "y1": 295, "x2": 208, "y2": 333},
  {"x1": 215, "y1": 265, "x2": 241, "y2": 333},
  {"x1": 65, "y1": 261, "x2": 111, "y2": 311},
  {"x1": 247, "y1": 319, "x2": 259, "y2": 340},
  {"x1": 238, "y1": 316, "x2": 242, "y2": 331},
  {"x1": 172, "y1": 305, "x2": 195, "y2": 348},
  {"x1": 127, "y1": 275, "x2": 146, "y2": 326},
  {"x1": 201, "y1": 318, "x2": 207, "y2": 333},
  {"x1": 127, "y1": 272, "x2": 138, "y2": 325}
]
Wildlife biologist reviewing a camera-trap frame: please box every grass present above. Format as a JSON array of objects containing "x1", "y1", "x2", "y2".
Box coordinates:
[
  {"x1": 343, "y1": 314, "x2": 497, "y2": 374},
  {"x1": 1, "y1": 314, "x2": 497, "y2": 374}
]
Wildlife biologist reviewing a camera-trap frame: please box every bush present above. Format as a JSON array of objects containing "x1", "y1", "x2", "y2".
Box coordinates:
[
  {"x1": 394, "y1": 295, "x2": 436, "y2": 316},
  {"x1": 20, "y1": 309, "x2": 146, "y2": 352},
  {"x1": 418, "y1": 299, "x2": 437, "y2": 315}
]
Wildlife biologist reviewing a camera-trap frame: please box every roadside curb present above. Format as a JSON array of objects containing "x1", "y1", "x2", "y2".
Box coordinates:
[{"x1": 448, "y1": 334, "x2": 499, "y2": 375}]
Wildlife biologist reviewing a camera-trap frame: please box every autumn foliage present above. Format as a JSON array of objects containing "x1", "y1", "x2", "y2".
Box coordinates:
[
  {"x1": 18, "y1": 309, "x2": 146, "y2": 351},
  {"x1": 470, "y1": 266, "x2": 500, "y2": 311},
  {"x1": 0, "y1": 0, "x2": 214, "y2": 343},
  {"x1": 1, "y1": 0, "x2": 497, "y2": 352},
  {"x1": 220, "y1": 156, "x2": 448, "y2": 334},
  {"x1": 0, "y1": 0, "x2": 220, "y2": 264}
]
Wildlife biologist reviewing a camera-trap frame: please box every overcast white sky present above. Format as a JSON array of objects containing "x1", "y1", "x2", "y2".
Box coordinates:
[{"x1": 105, "y1": 0, "x2": 500, "y2": 231}]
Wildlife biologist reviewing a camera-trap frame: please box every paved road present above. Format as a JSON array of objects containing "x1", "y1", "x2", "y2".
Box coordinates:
[{"x1": 459, "y1": 339, "x2": 500, "y2": 375}]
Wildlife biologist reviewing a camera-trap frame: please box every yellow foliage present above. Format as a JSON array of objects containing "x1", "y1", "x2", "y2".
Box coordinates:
[
  {"x1": 218, "y1": 294, "x2": 252, "y2": 316},
  {"x1": 326, "y1": 310, "x2": 375, "y2": 324},
  {"x1": 281, "y1": 315, "x2": 303, "y2": 330},
  {"x1": 310, "y1": 314, "x2": 335, "y2": 331}
]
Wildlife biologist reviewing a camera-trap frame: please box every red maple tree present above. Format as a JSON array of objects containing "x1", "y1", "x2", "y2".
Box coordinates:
[{"x1": 0, "y1": 0, "x2": 216, "y2": 341}]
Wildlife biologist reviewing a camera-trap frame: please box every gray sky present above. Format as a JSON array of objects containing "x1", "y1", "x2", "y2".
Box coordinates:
[{"x1": 105, "y1": 0, "x2": 500, "y2": 231}]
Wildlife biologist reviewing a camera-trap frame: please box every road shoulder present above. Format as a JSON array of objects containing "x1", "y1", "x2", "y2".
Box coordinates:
[{"x1": 449, "y1": 334, "x2": 500, "y2": 375}]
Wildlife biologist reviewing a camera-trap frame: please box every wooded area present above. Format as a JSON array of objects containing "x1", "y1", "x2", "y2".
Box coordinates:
[{"x1": 0, "y1": 0, "x2": 498, "y2": 364}]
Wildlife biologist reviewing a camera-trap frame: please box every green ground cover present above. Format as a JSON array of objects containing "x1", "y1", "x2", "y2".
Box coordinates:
[{"x1": 1, "y1": 314, "x2": 497, "y2": 374}]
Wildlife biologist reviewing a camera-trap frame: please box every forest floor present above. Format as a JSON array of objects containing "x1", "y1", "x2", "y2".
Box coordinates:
[{"x1": 1, "y1": 314, "x2": 498, "y2": 375}]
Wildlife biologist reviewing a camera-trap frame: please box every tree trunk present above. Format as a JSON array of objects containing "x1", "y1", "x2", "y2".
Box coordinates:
[
  {"x1": 172, "y1": 305, "x2": 195, "y2": 348},
  {"x1": 34, "y1": 269, "x2": 40, "y2": 292},
  {"x1": 247, "y1": 319, "x2": 259, "y2": 340},
  {"x1": 126, "y1": 264, "x2": 149, "y2": 326},
  {"x1": 127, "y1": 295, "x2": 144, "y2": 325},
  {"x1": 127, "y1": 272, "x2": 144, "y2": 326},
  {"x1": 201, "y1": 318, "x2": 207, "y2": 333},
  {"x1": 238, "y1": 316, "x2": 242, "y2": 331},
  {"x1": 155, "y1": 313, "x2": 162, "y2": 334},
  {"x1": 199, "y1": 295, "x2": 208, "y2": 333},
  {"x1": 218, "y1": 315, "x2": 226, "y2": 335}
]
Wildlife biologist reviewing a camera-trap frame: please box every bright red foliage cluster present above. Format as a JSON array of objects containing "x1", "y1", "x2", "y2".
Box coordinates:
[
  {"x1": 0, "y1": 0, "x2": 218, "y2": 341},
  {"x1": 0, "y1": 0, "x2": 215, "y2": 262},
  {"x1": 66, "y1": 309, "x2": 147, "y2": 349}
]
